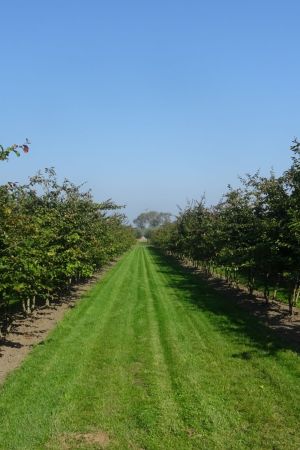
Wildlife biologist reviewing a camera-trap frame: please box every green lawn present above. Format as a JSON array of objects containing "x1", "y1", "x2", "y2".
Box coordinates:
[{"x1": 0, "y1": 245, "x2": 299, "y2": 450}]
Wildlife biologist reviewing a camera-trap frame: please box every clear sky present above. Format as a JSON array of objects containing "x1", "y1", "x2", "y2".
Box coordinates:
[{"x1": 1, "y1": 0, "x2": 299, "y2": 221}]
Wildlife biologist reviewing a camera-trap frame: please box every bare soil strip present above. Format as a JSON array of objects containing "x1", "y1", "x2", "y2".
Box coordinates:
[
  {"x1": 173, "y1": 255, "x2": 300, "y2": 352},
  {"x1": 0, "y1": 263, "x2": 115, "y2": 384},
  {"x1": 208, "y1": 277, "x2": 300, "y2": 349}
]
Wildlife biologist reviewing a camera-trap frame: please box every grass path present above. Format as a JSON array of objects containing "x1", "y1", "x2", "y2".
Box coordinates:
[{"x1": 0, "y1": 245, "x2": 299, "y2": 449}]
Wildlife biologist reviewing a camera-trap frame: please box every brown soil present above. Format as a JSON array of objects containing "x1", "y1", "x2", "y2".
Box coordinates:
[
  {"x1": 56, "y1": 431, "x2": 110, "y2": 449},
  {"x1": 180, "y1": 260, "x2": 300, "y2": 353},
  {"x1": 210, "y1": 276, "x2": 300, "y2": 335},
  {"x1": 0, "y1": 262, "x2": 116, "y2": 385}
]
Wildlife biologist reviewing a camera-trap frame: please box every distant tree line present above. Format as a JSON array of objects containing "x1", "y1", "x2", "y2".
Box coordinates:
[
  {"x1": 133, "y1": 211, "x2": 173, "y2": 238},
  {"x1": 152, "y1": 139, "x2": 300, "y2": 315},
  {"x1": 0, "y1": 143, "x2": 135, "y2": 335}
]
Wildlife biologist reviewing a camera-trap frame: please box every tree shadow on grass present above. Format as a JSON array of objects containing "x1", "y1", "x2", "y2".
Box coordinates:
[{"x1": 149, "y1": 247, "x2": 300, "y2": 356}]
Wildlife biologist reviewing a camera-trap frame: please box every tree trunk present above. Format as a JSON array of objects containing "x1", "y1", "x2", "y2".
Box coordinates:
[
  {"x1": 288, "y1": 283, "x2": 297, "y2": 316},
  {"x1": 288, "y1": 295, "x2": 293, "y2": 316},
  {"x1": 2, "y1": 302, "x2": 12, "y2": 334},
  {"x1": 22, "y1": 299, "x2": 27, "y2": 315},
  {"x1": 26, "y1": 297, "x2": 31, "y2": 314},
  {"x1": 295, "y1": 287, "x2": 300, "y2": 306},
  {"x1": 264, "y1": 273, "x2": 270, "y2": 306},
  {"x1": 32, "y1": 295, "x2": 36, "y2": 311},
  {"x1": 264, "y1": 286, "x2": 270, "y2": 305}
]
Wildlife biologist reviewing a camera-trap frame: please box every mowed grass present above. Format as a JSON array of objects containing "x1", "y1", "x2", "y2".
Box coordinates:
[{"x1": 0, "y1": 246, "x2": 299, "y2": 450}]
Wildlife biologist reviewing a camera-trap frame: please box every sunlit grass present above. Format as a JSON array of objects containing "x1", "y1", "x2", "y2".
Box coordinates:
[{"x1": 0, "y1": 246, "x2": 299, "y2": 449}]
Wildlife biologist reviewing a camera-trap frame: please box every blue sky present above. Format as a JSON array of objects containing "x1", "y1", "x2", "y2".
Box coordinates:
[{"x1": 1, "y1": 0, "x2": 299, "y2": 221}]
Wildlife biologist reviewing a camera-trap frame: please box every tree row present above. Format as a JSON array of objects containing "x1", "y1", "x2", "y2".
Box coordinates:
[
  {"x1": 152, "y1": 140, "x2": 300, "y2": 314},
  {"x1": 0, "y1": 145, "x2": 135, "y2": 334}
]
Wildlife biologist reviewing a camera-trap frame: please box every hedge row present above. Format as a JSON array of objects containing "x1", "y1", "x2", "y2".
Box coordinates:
[
  {"x1": 152, "y1": 140, "x2": 300, "y2": 314},
  {"x1": 0, "y1": 145, "x2": 135, "y2": 333}
]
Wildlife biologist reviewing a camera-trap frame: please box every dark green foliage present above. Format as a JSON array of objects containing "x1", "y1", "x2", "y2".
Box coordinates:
[
  {"x1": 0, "y1": 146, "x2": 135, "y2": 330},
  {"x1": 152, "y1": 140, "x2": 300, "y2": 313}
]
